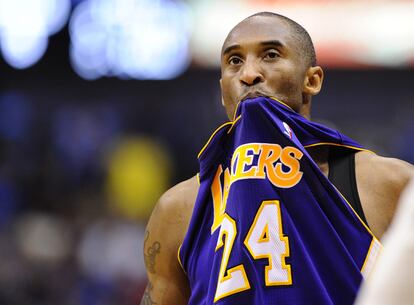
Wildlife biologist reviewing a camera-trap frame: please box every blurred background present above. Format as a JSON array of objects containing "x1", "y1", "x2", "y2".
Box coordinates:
[{"x1": 0, "y1": 0, "x2": 413, "y2": 304}]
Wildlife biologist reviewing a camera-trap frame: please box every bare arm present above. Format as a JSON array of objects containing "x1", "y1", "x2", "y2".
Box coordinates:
[
  {"x1": 356, "y1": 152, "x2": 414, "y2": 239},
  {"x1": 141, "y1": 176, "x2": 198, "y2": 305}
]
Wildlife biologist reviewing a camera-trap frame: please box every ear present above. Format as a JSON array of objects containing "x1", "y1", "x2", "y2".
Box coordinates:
[
  {"x1": 220, "y1": 78, "x2": 225, "y2": 106},
  {"x1": 302, "y1": 66, "x2": 324, "y2": 96}
]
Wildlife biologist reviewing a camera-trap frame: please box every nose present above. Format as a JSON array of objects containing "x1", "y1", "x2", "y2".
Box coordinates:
[{"x1": 239, "y1": 59, "x2": 264, "y2": 86}]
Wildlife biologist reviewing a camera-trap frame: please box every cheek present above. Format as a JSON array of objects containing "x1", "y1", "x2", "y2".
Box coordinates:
[
  {"x1": 221, "y1": 77, "x2": 238, "y2": 104},
  {"x1": 279, "y1": 73, "x2": 302, "y2": 96},
  {"x1": 269, "y1": 67, "x2": 303, "y2": 99},
  {"x1": 221, "y1": 77, "x2": 239, "y2": 120}
]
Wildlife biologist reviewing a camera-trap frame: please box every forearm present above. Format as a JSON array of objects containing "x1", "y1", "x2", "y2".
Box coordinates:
[
  {"x1": 141, "y1": 282, "x2": 157, "y2": 305},
  {"x1": 140, "y1": 275, "x2": 189, "y2": 305}
]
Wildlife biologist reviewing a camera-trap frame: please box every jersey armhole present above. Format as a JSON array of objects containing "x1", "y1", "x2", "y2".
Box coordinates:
[
  {"x1": 349, "y1": 153, "x2": 369, "y2": 226},
  {"x1": 329, "y1": 147, "x2": 369, "y2": 226}
]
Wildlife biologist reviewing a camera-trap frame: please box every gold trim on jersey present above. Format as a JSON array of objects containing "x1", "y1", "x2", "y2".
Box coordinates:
[
  {"x1": 332, "y1": 183, "x2": 381, "y2": 242},
  {"x1": 301, "y1": 141, "x2": 382, "y2": 254},
  {"x1": 269, "y1": 96, "x2": 295, "y2": 112},
  {"x1": 304, "y1": 142, "x2": 375, "y2": 155},
  {"x1": 177, "y1": 244, "x2": 187, "y2": 274},
  {"x1": 227, "y1": 115, "x2": 241, "y2": 134},
  {"x1": 361, "y1": 238, "x2": 382, "y2": 278},
  {"x1": 197, "y1": 121, "x2": 234, "y2": 159},
  {"x1": 330, "y1": 184, "x2": 383, "y2": 276}
]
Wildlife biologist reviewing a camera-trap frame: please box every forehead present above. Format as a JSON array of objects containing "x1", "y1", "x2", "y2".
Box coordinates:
[{"x1": 222, "y1": 16, "x2": 298, "y2": 54}]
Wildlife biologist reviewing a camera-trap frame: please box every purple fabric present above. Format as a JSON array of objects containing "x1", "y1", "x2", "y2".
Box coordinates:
[{"x1": 180, "y1": 97, "x2": 375, "y2": 305}]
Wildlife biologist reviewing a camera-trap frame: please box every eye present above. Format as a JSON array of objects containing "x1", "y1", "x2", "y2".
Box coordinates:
[
  {"x1": 228, "y1": 56, "x2": 243, "y2": 65},
  {"x1": 264, "y1": 50, "x2": 279, "y2": 60}
]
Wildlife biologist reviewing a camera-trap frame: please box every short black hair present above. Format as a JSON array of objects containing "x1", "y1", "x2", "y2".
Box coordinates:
[{"x1": 248, "y1": 12, "x2": 317, "y2": 67}]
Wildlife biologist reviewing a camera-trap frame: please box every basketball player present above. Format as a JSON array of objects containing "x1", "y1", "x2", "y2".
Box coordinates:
[{"x1": 141, "y1": 12, "x2": 413, "y2": 305}]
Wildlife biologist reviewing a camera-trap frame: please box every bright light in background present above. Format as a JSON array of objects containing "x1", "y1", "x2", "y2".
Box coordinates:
[
  {"x1": 190, "y1": 0, "x2": 414, "y2": 68},
  {"x1": 0, "y1": 0, "x2": 71, "y2": 69},
  {"x1": 69, "y1": 0, "x2": 191, "y2": 80}
]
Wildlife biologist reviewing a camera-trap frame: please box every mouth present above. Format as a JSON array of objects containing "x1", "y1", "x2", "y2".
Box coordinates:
[{"x1": 240, "y1": 91, "x2": 268, "y2": 101}]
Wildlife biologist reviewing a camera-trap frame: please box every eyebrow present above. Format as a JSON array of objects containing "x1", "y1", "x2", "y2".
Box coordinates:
[
  {"x1": 222, "y1": 40, "x2": 285, "y2": 56},
  {"x1": 260, "y1": 40, "x2": 284, "y2": 49},
  {"x1": 222, "y1": 44, "x2": 241, "y2": 57}
]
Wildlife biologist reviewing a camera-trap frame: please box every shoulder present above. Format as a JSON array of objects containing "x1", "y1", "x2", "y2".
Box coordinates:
[
  {"x1": 154, "y1": 175, "x2": 199, "y2": 224},
  {"x1": 158, "y1": 175, "x2": 199, "y2": 212},
  {"x1": 355, "y1": 151, "x2": 413, "y2": 192},
  {"x1": 147, "y1": 175, "x2": 199, "y2": 247},
  {"x1": 355, "y1": 151, "x2": 413, "y2": 239}
]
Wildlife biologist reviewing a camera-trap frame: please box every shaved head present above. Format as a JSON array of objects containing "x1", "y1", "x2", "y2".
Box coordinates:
[{"x1": 224, "y1": 12, "x2": 317, "y2": 68}]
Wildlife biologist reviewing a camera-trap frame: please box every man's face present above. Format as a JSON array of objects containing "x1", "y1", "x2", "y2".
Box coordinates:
[{"x1": 220, "y1": 16, "x2": 309, "y2": 120}]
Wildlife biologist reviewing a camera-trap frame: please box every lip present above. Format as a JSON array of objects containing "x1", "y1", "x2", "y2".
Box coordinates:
[{"x1": 240, "y1": 91, "x2": 268, "y2": 101}]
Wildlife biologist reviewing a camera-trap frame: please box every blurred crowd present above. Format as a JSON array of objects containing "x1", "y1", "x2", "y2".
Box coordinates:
[{"x1": 0, "y1": 92, "x2": 176, "y2": 305}]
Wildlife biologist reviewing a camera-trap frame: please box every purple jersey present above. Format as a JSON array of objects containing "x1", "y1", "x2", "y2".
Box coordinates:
[{"x1": 179, "y1": 97, "x2": 381, "y2": 305}]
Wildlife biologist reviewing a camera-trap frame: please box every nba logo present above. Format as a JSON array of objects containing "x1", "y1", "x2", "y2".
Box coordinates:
[{"x1": 283, "y1": 122, "x2": 293, "y2": 139}]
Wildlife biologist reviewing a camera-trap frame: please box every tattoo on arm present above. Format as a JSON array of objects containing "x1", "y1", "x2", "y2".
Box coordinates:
[
  {"x1": 144, "y1": 231, "x2": 161, "y2": 274},
  {"x1": 140, "y1": 282, "x2": 156, "y2": 305}
]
